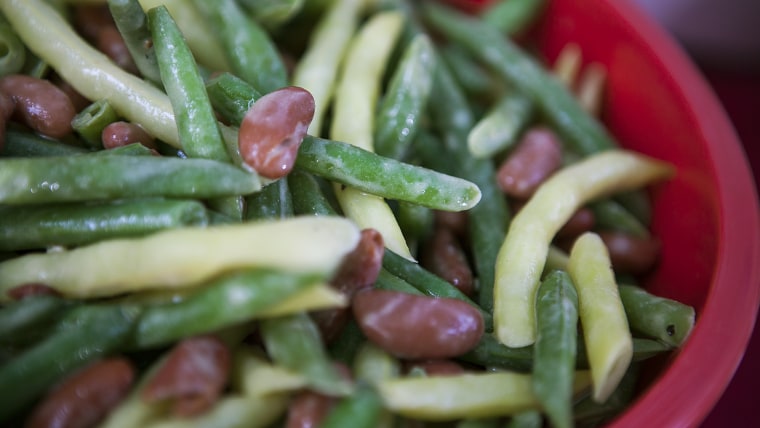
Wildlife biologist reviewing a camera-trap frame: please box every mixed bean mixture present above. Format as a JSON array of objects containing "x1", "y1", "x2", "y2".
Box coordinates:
[{"x1": 0, "y1": 0, "x2": 696, "y2": 427}]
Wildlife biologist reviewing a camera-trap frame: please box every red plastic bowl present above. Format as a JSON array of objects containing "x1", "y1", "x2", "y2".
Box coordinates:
[{"x1": 448, "y1": 0, "x2": 760, "y2": 425}]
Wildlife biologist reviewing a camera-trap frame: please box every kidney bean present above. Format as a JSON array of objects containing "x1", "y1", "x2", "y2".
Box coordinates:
[
  {"x1": 25, "y1": 357, "x2": 135, "y2": 428},
  {"x1": 238, "y1": 86, "x2": 314, "y2": 179},
  {"x1": 405, "y1": 359, "x2": 466, "y2": 376},
  {"x1": 599, "y1": 230, "x2": 661, "y2": 275},
  {"x1": 420, "y1": 226, "x2": 474, "y2": 296},
  {"x1": 433, "y1": 209, "x2": 469, "y2": 241},
  {"x1": 142, "y1": 335, "x2": 230, "y2": 417},
  {"x1": 556, "y1": 207, "x2": 596, "y2": 239},
  {"x1": 6, "y1": 282, "x2": 61, "y2": 300},
  {"x1": 352, "y1": 289, "x2": 484, "y2": 359},
  {"x1": 96, "y1": 26, "x2": 139, "y2": 75},
  {"x1": 496, "y1": 126, "x2": 563, "y2": 199},
  {"x1": 72, "y1": 5, "x2": 114, "y2": 42},
  {"x1": 102, "y1": 121, "x2": 157, "y2": 150},
  {"x1": 0, "y1": 74, "x2": 76, "y2": 139},
  {"x1": 285, "y1": 390, "x2": 336, "y2": 428},
  {"x1": 313, "y1": 228, "x2": 385, "y2": 342}
]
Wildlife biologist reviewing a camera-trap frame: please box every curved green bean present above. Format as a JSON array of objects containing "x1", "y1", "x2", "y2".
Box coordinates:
[
  {"x1": 619, "y1": 284, "x2": 695, "y2": 347},
  {"x1": 467, "y1": 90, "x2": 534, "y2": 158},
  {"x1": 0, "y1": 155, "x2": 260, "y2": 205},
  {"x1": 0, "y1": 199, "x2": 209, "y2": 251},
  {"x1": 133, "y1": 269, "x2": 323, "y2": 348},
  {"x1": 532, "y1": 270, "x2": 579, "y2": 428},
  {"x1": 1, "y1": 127, "x2": 89, "y2": 157},
  {"x1": 192, "y1": 0, "x2": 287, "y2": 93},
  {"x1": 108, "y1": 0, "x2": 163, "y2": 87}
]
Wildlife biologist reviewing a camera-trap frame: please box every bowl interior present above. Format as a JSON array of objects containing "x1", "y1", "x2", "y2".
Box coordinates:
[{"x1": 530, "y1": 0, "x2": 760, "y2": 426}]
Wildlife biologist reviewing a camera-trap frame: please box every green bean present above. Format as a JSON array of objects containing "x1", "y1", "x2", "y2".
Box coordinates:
[
  {"x1": 614, "y1": 190, "x2": 653, "y2": 227},
  {"x1": 0, "y1": 294, "x2": 72, "y2": 343},
  {"x1": 374, "y1": 33, "x2": 436, "y2": 161},
  {"x1": 132, "y1": 269, "x2": 322, "y2": 348},
  {"x1": 458, "y1": 333, "x2": 534, "y2": 372},
  {"x1": 1, "y1": 127, "x2": 89, "y2": 157},
  {"x1": 107, "y1": 0, "x2": 162, "y2": 86},
  {"x1": 481, "y1": 0, "x2": 547, "y2": 36},
  {"x1": 328, "y1": 317, "x2": 366, "y2": 366},
  {"x1": 427, "y1": 62, "x2": 510, "y2": 316},
  {"x1": 0, "y1": 304, "x2": 140, "y2": 423},
  {"x1": 438, "y1": 43, "x2": 496, "y2": 98},
  {"x1": 292, "y1": 0, "x2": 365, "y2": 135},
  {"x1": 0, "y1": 16, "x2": 25, "y2": 76},
  {"x1": 573, "y1": 363, "x2": 640, "y2": 426},
  {"x1": 93, "y1": 142, "x2": 156, "y2": 156},
  {"x1": 205, "y1": 72, "x2": 262, "y2": 126},
  {"x1": 297, "y1": 136, "x2": 482, "y2": 212},
  {"x1": 468, "y1": 90, "x2": 534, "y2": 158},
  {"x1": 192, "y1": 0, "x2": 287, "y2": 93},
  {"x1": 245, "y1": 179, "x2": 294, "y2": 220},
  {"x1": 374, "y1": 268, "x2": 426, "y2": 295},
  {"x1": 289, "y1": 168, "x2": 340, "y2": 217},
  {"x1": 421, "y1": 1, "x2": 616, "y2": 156},
  {"x1": 239, "y1": 0, "x2": 303, "y2": 29},
  {"x1": 320, "y1": 383, "x2": 385, "y2": 428},
  {"x1": 619, "y1": 284, "x2": 695, "y2": 347},
  {"x1": 148, "y1": 5, "x2": 229, "y2": 162},
  {"x1": 260, "y1": 312, "x2": 353, "y2": 396},
  {"x1": 70, "y1": 99, "x2": 120, "y2": 148},
  {"x1": 532, "y1": 271, "x2": 579, "y2": 428},
  {"x1": 0, "y1": 199, "x2": 208, "y2": 251},
  {"x1": 395, "y1": 200, "x2": 434, "y2": 250},
  {"x1": 382, "y1": 248, "x2": 492, "y2": 329},
  {"x1": 590, "y1": 199, "x2": 650, "y2": 238},
  {"x1": 0, "y1": 155, "x2": 260, "y2": 205}
]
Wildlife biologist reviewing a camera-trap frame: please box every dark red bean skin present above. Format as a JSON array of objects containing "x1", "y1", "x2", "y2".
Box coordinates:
[
  {"x1": 96, "y1": 26, "x2": 139, "y2": 75},
  {"x1": 238, "y1": 86, "x2": 315, "y2": 179},
  {"x1": 352, "y1": 289, "x2": 484, "y2": 359},
  {"x1": 420, "y1": 227, "x2": 475, "y2": 296},
  {"x1": 142, "y1": 335, "x2": 230, "y2": 417},
  {"x1": 313, "y1": 229, "x2": 385, "y2": 343},
  {"x1": 434, "y1": 210, "x2": 469, "y2": 241},
  {"x1": 0, "y1": 89, "x2": 13, "y2": 150},
  {"x1": 556, "y1": 207, "x2": 596, "y2": 239},
  {"x1": 599, "y1": 231, "x2": 661, "y2": 275},
  {"x1": 72, "y1": 5, "x2": 113, "y2": 42},
  {"x1": 6, "y1": 283, "x2": 62, "y2": 300},
  {"x1": 102, "y1": 121, "x2": 157, "y2": 150},
  {"x1": 285, "y1": 390, "x2": 335, "y2": 428},
  {"x1": 497, "y1": 127, "x2": 563, "y2": 199},
  {"x1": 25, "y1": 358, "x2": 135, "y2": 428},
  {"x1": 0, "y1": 74, "x2": 76, "y2": 138}
]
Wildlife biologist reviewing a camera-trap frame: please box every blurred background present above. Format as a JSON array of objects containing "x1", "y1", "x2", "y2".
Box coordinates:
[{"x1": 632, "y1": 0, "x2": 760, "y2": 425}]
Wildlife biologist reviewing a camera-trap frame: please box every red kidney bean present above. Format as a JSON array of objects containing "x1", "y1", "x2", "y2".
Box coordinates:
[
  {"x1": 102, "y1": 121, "x2": 157, "y2": 150},
  {"x1": 496, "y1": 126, "x2": 563, "y2": 199},
  {"x1": 285, "y1": 390, "x2": 336, "y2": 428},
  {"x1": 73, "y1": 5, "x2": 114, "y2": 42},
  {"x1": 313, "y1": 229, "x2": 385, "y2": 342},
  {"x1": 405, "y1": 359, "x2": 466, "y2": 376},
  {"x1": 0, "y1": 74, "x2": 76, "y2": 139},
  {"x1": 434, "y1": 209, "x2": 469, "y2": 241},
  {"x1": 96, "y1": 26, "x2": 140, "y2": 75},
  {"x1": 26, "y1": 358, "x2": 135, "y2": 428},
  {"x1": 556, "y1": 207, "x2": 596, "y2": 239},
  {"x1": 599, "y1": 231, "x2": 661, "y2": 275},
  {"x1": 420, "y1": 227, "x2": 474, "y2": 296},
  {"x1": 238, "y1": 86, "x2": 315, "y2": 179},
  {"x1": 6, "y1": 282, "x2": 62, "y2": 300},
  {"x1": 142, "y1": 335, "x2": 230, "y2": 417},
  {"x1": 352, "y1": 289, "x2": 484, "y2": 359}
]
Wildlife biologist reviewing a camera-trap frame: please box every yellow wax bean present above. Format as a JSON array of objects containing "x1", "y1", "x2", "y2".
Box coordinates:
[
  {"x1": 493, "y1": 149, "x2": 673, "y2": 347},
  {"x1": 568, "y1": 232, "x2": 633, "y2": 403}
]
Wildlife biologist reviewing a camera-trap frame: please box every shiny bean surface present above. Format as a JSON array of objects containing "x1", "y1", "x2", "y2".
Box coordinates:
[
  {"x1": 102, "y1": 121, "x2": 157, "y2": 150},
  {"x1": 26, "y1": 358, "x2": 135, "y2": 428},
  {"x1": 497, "y1": 126, "x2": 563, "y2": 198},
  {"x1": 0, "y1": 74, "x2": 76, "y2": 138},
  {"x1": 142, "y1": 335, "x2": 230, "y2": 417},
  {"x1": 238, "y1": 86, "x2": 315, "y2": 179},
  {"x1": 352, "y1": 289, "x2": 484, "y2": 359},
  {"x1": 421, "y1": 227, "x2": 474, "y2": 296}
]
